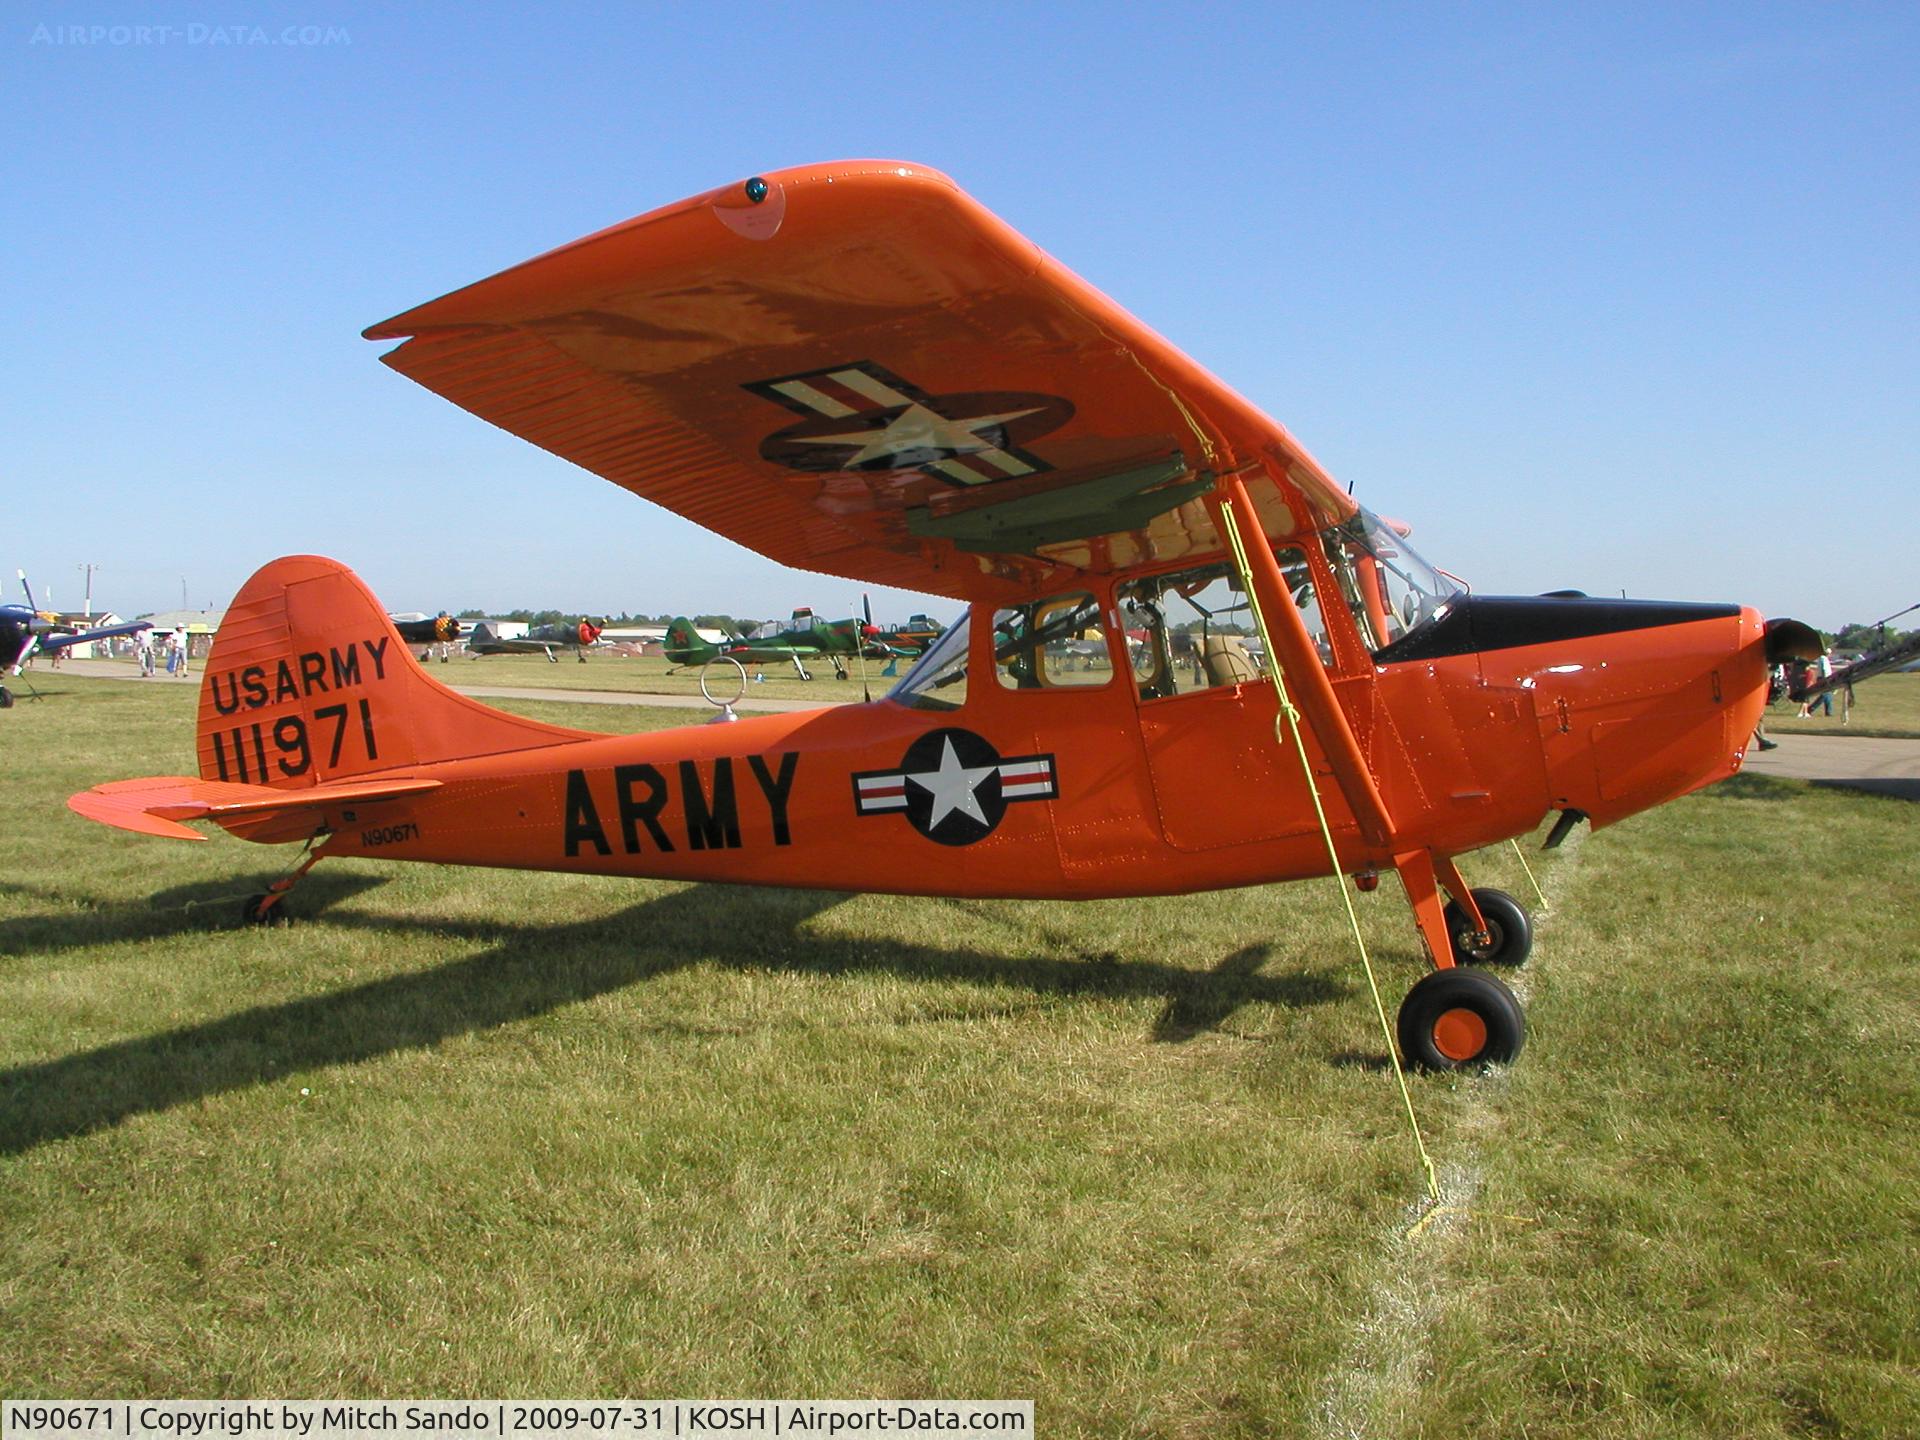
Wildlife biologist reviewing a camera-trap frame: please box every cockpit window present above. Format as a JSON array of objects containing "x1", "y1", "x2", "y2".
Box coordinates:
[
  {"x1": 1320, "y1": 508, "x2": 1459, "y2": 655},
  {"x1": 1119, "y1": 563, "x2": 1260, "y2": 699},
  {"x1": 993, "y1": 591, "x2": 1111, "y2": 690},
  {"x1": 886, "y1": 609, "x2": 971, "y2": 711},
  {"x1": 1118, "y1": 555, "x2": 1333, "y2": 700},
  {"x1": 886, "y1": 591, "x2": 1116, "y2": 708}
]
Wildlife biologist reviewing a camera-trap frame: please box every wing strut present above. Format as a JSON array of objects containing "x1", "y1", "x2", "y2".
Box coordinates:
[
  {"x1": 1213, "y1": 475, "x2": 1440, "y2": 1211},
  {"x1": 1213, "y1": 473, "x2": 1394, "y2": 849}
]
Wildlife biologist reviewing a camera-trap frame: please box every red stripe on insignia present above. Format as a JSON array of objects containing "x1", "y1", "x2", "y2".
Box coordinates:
[{"x1": 817, "y1": 374, "x2": 881, "y2": 413}]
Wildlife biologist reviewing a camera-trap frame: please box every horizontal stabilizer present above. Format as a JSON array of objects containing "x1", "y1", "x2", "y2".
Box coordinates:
[{"x1": 69, "y1": 774, "x2": 442, "y2": 841}]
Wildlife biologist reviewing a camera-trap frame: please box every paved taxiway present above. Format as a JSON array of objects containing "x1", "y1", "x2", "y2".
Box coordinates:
[{"x1": 1740, "y1": 731, "x2": 1920, "y2": 802}]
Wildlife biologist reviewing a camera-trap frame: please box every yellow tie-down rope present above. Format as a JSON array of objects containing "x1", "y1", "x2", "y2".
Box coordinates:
[
  {"x1": 1216, "y1": 501, "x2": 1441, "y2": 1210},
  {"x1": 1508, "y1": 837, "x2": 1549, "y2": 912}
]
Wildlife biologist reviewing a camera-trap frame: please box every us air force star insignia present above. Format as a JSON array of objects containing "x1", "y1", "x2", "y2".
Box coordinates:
[
  {"x1": 851, "y1": 728, "x2": 1059, "y2": 846},
  {"x1": 745, "y1": 360, "x2": 1074, "y2": 487}
]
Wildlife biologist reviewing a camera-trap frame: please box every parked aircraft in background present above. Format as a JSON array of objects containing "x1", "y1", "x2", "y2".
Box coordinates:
[
  {"x1": 390, "y1": 613, "x2": 463, "y2": 663},
  {"x1": 665, "y1": 607, "x2": 912, "y2": 680},
  {"x1": 3, "y1": 572, "x2": 151, "y2": 706},
  {"x1": 661, "y1": 617, "x2": 729, "y2": 672},
  {"x1": 392, "y1": 614, "x2": 463, "y2": 645},
  {"x1": 466, "y1": 618, "x2": 604, "y2": 663}
]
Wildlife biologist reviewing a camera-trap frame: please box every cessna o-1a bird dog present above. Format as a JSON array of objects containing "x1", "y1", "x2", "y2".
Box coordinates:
[{"x1": 70, "y1": 162, "x2": 1820, "y2": 1070}]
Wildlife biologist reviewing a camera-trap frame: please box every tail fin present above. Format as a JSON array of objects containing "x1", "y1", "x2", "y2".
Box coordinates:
[
  {"x1": 662, "y1": 617, "x2": 714, "y2": 667},
  {"x1": 198, "y1": 555, "x2": 592, "y2": 788}
]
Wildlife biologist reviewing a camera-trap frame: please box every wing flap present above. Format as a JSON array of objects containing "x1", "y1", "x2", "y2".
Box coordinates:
[{"x1": 69, "y1": 775, "x2": 442, "y2": 841}]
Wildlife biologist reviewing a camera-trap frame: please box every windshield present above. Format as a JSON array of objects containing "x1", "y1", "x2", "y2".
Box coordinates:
[
  {"x1": 1321, "y1": 507, "x2": 1460, "y2": 653},
  {"x1": 887, "y1": 608, "x2": 972, "y2": 711}
]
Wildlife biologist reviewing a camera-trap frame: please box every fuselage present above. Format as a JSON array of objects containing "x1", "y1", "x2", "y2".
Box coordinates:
[{"x1": 296, "y1": 590, "x2": 1770, "y2": 898}]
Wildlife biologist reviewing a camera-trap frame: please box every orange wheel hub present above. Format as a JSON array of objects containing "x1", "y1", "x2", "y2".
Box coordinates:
[{"x1": 1432, "y1": 1006, "x2": 1488, "y2": 1062}]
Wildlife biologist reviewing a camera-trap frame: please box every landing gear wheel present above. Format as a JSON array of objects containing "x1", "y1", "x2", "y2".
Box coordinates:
[
  {"x1": 1445, "y1": 887, "x2": 1532, "y2": 966},
  {"x1": 1397, "y1": 967, "x2": 1526, "y2": 1071},
  {"x1": 0, "y1": 686, "x2": 12, "y2": 708},
  {"x1": 241, "y1": 893, "x2": 290, "y2": 927}
]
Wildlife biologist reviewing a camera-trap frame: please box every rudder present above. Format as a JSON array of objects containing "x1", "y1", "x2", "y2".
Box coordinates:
[{"x1": 662, "y1": 617, "x2": 715, "y2": 667}]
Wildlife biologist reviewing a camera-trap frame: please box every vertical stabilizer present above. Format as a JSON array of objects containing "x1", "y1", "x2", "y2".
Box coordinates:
[{"x1": 198, "y1": 555, "x2": 592, "y2": 788}]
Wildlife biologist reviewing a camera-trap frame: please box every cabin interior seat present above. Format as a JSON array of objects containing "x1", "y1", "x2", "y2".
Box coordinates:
[{"x1": 1201, "y1": 635, "x2": 1258, "y2": 686}]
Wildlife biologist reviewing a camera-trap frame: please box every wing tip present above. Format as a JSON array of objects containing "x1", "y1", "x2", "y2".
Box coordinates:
[
  {"x1": 362, "y1": 159, "x2": 960, "y2": 341},
  {"x1": 68, "y1": 779, "x2": 210, "y2": 840}
]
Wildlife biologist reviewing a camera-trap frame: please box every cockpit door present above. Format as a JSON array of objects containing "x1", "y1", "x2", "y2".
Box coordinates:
[{"x1": 1117, "y1": 561, "x2": 1344, "y2": 853}]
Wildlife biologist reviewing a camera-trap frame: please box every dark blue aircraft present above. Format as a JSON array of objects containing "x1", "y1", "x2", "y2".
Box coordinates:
[{"x1": 1, "y1": 571, "x2": 151, "y2": 707}]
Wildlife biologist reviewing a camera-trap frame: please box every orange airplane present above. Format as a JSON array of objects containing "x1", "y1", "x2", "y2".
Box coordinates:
[{"x1": 69, "y1": 162, "x2": 1819, "y2": 1071}]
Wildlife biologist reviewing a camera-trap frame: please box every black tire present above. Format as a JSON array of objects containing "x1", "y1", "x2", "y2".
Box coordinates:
[
  {"x1": 1444, "y1": 887, "x2": 1533, "y2": 967},
  {"x1": 1397, "y1": 967, "x2": 1526, "y2": 1071},
  {"x1": 241, "y1": 893, "x2": 289, "y2": 926},
  {"x1": 0, "y1": 687, "x2": 12, "y2": 709}
]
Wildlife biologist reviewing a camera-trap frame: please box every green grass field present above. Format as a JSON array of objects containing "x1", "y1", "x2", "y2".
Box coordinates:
[{"x1": 4, "y1": 677, "x2": 1916, "y2": 1436}]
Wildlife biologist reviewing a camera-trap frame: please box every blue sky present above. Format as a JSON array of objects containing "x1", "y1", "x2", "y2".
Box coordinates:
[{"x1": 5, "y1": 2, "x2": 1914, "y2": 630}]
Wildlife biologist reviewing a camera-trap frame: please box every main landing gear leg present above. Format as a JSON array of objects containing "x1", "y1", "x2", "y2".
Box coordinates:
[
  {"x1": 242, "y1": 844, "x2": 327, "y2": 926},
  {"x1": 1394, "y1": 849, "x2": 1456, "y2": 970},
  {"x1": 1434, "y1": 857, "x2": 1487, "y2": 942},
  {"x1": 1393, "y1": 849, "x2": 1527, "y2": 1069},
  {"x1": 1436, "y1": 856, "x2": 1534, "y2": 968}
]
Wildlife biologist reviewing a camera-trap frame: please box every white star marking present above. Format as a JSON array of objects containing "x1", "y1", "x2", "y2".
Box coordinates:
[
  {"x1": 907, "y1": 736, "x2": 999, "y2": 830},
  {"x1": 789, "y1": 402, "x2": 1042, "y2": 468}
]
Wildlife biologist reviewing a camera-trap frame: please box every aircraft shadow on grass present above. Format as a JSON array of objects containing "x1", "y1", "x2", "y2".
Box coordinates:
[
  {"x1": 0, "y1": 872, "x2": 393, "y2": 956},
  {"x1": 1697, "y1": 770, "x2": 1920, "y2": 805},
  {"x1": 0, "y1": 882, "x2": 1349, "y2": 1156},
  {"x1": 1696, "y1": 773, "x2": 1808, "y2": 804},
  {"x1": 1814, "y1": 777, "x2": 1920, "y2": 803}
]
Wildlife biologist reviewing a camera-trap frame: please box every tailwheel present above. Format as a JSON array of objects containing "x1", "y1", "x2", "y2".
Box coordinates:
[
  {"x1": 1397, "y1": 967, "x2": 1526, "y2": 1071},
  {"x1": 240, "y1": 893, "x2": 291, "y2": 926},
  {"x1": 1445, "y1": 887, "x2": 1533, "y2": 967}
]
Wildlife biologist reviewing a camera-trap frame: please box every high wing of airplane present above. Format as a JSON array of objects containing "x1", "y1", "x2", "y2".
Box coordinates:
[
  {"x1": 466, "y1": 618, "x2": 604, "y2": 663},
  {"x1": 2, "y1": 572, "x2": 151, "y2": 706},
  {"x1": 71, "y1": 162, "x2": 1821, "y2": 1076}
]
